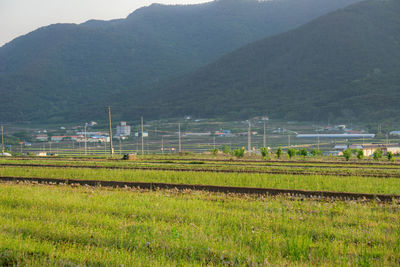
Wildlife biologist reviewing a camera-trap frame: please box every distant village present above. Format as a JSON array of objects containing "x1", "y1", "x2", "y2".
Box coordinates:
[{"x1": 1, "y1": 116, "x2": 399, "y2": 158}]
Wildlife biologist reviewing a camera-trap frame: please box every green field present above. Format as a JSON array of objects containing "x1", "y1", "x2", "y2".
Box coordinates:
[
  {"x1": 0, "y1": 156, "x2": 400, "y2": 266},
  {"x1": 2, "y1": 165, "x2": 400, "y2": 194},
  {"x1": 1, "y1": 183, "x2": 399, "y2": 266}
]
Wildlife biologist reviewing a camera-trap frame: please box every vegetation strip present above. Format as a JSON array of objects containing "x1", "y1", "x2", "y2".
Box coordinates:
[
  {"x1": 7, "y1": 156, "x2": 400, "y2": 166},
  {"x1": 0, "y1": 176, "x2": 399, "y2": 202},
  {"x1": 1, "y1": 163, "x2": 399, "y2": 178}
]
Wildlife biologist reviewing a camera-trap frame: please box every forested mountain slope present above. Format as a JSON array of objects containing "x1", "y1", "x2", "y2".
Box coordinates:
[
  {"x1": 0, "y1": 0, "x2": 361, "y2": 122},
  {"x1": 141, "y1": 0, "x2": 400, "y2": 122}
]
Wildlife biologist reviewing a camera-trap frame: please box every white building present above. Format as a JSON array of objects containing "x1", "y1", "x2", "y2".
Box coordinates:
[{"x1": 116, "y1": 121, "x2": 131, "y2": 137}]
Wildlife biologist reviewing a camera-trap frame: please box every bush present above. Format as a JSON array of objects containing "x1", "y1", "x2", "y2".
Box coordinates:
[
  {"x1": 276, "y1": 147, "x2": 282, "y2": 159},
  {"x1": 343, "y1": 148, "x2": 352, "y2": 161},
  {"x1": 387, "y1": 151, "x2": 394, "y2": 161},
  {"x1": 310, "y1": 149, "x2": 322, "y2": 156},
  {"x1": 211, "y1": 148, "x2": 219, "y2": 156},
  {"x1": 356, "y1": 149, "x2": 364, "y2": 160},
  {"x1": 373, "y1": 149, "x2": 383, "y2": 160},
  {"x1": 287, "y1": 148, "x2": 297, "y2": 159},
  {"x1": 233, "y1": 147, "x2": 245, "y2": 158},
  {"x1": 260, "y1": 147, "x2": 269, "y2": 158},
  {"x1": 221, "y1": 145, "x2": 231, "y2": 155},
  {"x1": 298, "y1": 148, "x2": 308, "y2": 157}
]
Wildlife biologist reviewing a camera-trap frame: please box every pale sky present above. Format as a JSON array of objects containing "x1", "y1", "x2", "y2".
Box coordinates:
[{"x1": 0, "y1": 0, "x2": 211, "y2": 46}]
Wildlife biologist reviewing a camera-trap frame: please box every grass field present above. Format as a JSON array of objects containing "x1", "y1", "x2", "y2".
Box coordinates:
[
  {"x1": 1, "y1": 183, "x2": 399, "y2": 266},
  {"x1": 1, "y1": 165, "x2": 400, "y2": 194},
  {"x1": 1, "y1": 156, "x2": 400, "y2": 266}
]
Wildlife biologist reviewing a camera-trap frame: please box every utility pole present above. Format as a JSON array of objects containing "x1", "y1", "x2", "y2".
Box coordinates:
[
  {"x1": 213, "y1": 135, "x2": 216, "y2": 150},
  {"x1": 84, "y1": 122, "x2": 88, "y2": 155},
  {"x1": 161, "y1": 136, "x2": 164, "y2": 155},
  {"x1": 141, "y1": 116, "x2": 144, "y2": 155},
  {"x1": 178, "y1": 123, "x2": 182, "y2": 153},
  {"x1": 119, "y1": 137, "x2": 122, "y2": 155},
  {"x1": 317, "y1": 134, "x2": 320, "y2": 151},
  {"x1": 288, "y1": 135, "x2": 290, "y2": 147},
  {"x1": 107, "y1": 106, "x2": 114, "y2": 157},
  {"x1": 1, "y1": 126, "x2": 4, "y2": 154},
  {"x1": 263, "y1": 122, "x2": 266, "y2": 148},
  {"x1": 247, "y1": 121, "x2": 251, "y2": 154}
]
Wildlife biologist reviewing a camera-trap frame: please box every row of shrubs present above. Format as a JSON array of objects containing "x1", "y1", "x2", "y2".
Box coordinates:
[
  {"x1": 342, "y1": 148, "x2": 394, "y2": 161},
  {"x1": 211, "y1": 146, "x2": 395, "y2": 161},
  {"x1": 211, "y1": 146, "x2": 321, "y2": 159}
]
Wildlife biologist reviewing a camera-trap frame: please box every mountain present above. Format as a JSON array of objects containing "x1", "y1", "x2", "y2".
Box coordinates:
[
  {"x1": 139, "y1": 0, "x2": 400, "y2": 123},
  {"x1": 0, "y1": 0, "x2": 362, "y2": 122}
]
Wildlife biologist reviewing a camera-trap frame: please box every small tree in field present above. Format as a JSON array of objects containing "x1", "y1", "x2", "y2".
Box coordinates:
[
  {"x1": 343, "y1": 148, "x2": 352, "y2": 161},
  {"x1": 211, "y1": 148, "x2": 219, "y2": 156},
  {"x1": 373, "y1": 149, "x2": 383, "y2": 160},
  {"x1": 260, "y1": 147, "x2": 269, "y2": 159},
  {"x1": 287, "y1": 148, "x2": 297, "y2": 159},
  {"x1": 298, "y1": 148, "x2": 308, "y2": 158},
  {"x1": 276, "y1": 147, "x2": 282, "y2": 159},
  {"x1": 387, "y1": 151, "x2": 394, "y2": 161},
  {"x1": 311, "y1": 149, "x2": 322, "y2": 157},
  {"x1": 356, "y1": 149, "x2": 364, "y2": 160},
  {"x1": 233, "y1": 147, "x2": 245, "y2": 158},
  {"x1": 221, "y1": 145, "x2": 231, "y2": 155}
]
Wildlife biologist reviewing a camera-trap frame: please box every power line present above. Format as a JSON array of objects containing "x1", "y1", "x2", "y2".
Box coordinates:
[{"x1": 1, "y1": 126, "x2": 4, "y2": 154}]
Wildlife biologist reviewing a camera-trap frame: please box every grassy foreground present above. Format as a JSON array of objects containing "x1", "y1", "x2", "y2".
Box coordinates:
[{"x1": 0, "y1": 183, "x2": 399, "y2": 266}]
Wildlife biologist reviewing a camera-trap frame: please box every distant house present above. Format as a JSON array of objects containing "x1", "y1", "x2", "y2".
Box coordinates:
[
  {"x1": 183, "y1": 132, "x2": 211, "y2": 137},
  {"x1": 135, "y1": 132, "x2": 148, "y2": 137},
  {"x1": 35, "y1": 134, "x2": 48, "y2": 142},
  {"x1": 116, "y1": 121, "x2": 131, "y2": 137},
  {"x1": 360, "y1": 144, "x2": 400, "y2": 157},
  {"x1": 90, "y1": 135, "x2": 109, "y2": 143},
  {"x1": 390, "y1": 131, "x2": 400, "y2": 136},
  {"x1": 333, "y1": 145, "x2": 348, "y2": 151},
  {"x1": 51, "y1": 136, "x2": 66, "y2": 142}
]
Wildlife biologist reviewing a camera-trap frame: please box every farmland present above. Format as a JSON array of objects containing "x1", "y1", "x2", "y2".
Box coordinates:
[{"x1": 0, "y1": 155, "x2": 400, "y2": 265}]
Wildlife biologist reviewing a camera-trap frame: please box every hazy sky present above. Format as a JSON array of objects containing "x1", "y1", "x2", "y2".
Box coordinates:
[{"x1": 0, "y1": 0, "x2": 210, "y2": 46}]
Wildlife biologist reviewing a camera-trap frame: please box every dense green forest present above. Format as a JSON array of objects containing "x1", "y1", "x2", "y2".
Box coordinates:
[
  {"x1": 133, "y1": 0, "x2": 400, "y2": 123},
  {"x1": 0, "y1": 0, "x2": 361, "y2": 123}
]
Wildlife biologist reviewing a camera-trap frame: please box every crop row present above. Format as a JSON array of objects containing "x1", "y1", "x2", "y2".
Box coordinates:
[
  {"x1": 1, "y1": 161, "x2": 400, "y2": 178},
  {"x1": 1, "y1": 166, "x2": 400, "y2": 195}
]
